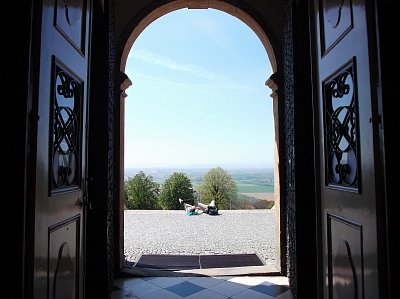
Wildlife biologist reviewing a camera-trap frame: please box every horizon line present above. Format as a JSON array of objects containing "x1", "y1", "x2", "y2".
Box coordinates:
[{"x1": 124, "y1": 165, "x2": 274, "y2": 169}]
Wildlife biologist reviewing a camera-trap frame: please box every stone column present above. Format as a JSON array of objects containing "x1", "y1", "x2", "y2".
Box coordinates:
[
  {"x1": 119, "y1": 71, "x2": 132, "y2": 210},
  {"x1": 266, "y1": 72, "x2": 282, "y2": 271},
  {"x1": 118, "y1": 71, "x2": 132, "y2": 269}
]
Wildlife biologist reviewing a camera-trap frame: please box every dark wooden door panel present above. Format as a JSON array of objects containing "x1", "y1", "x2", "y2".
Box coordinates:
[
  {"x1": 320, "y1": 0, "x2": 354, "y2": 55},
  {"x1": 311, "y1": 0, "x2": 381, "y2": 298},
  {"x1": 48, "y1": 216, "x2": 81, "y2": 299},
  {"x1": 327, "y1": 214, "x2": 363, "y2": 298},
  {"x1": 33, "y1": 0, "x2": 91, "y2": 298}
]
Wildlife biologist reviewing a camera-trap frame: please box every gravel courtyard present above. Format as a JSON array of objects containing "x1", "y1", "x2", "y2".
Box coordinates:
[{"x1": 124, "y1": 209, "x2": 277, "y2": 267}]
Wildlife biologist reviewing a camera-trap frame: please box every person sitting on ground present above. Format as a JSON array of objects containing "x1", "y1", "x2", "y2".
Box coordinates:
[{"x1": 178, "y1": 198, "x2": 218, "y2": 215}]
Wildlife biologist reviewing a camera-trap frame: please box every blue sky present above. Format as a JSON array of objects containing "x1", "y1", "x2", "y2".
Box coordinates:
[{"x1": 124, "y1": 8, "x2": 274, "y2": 169}]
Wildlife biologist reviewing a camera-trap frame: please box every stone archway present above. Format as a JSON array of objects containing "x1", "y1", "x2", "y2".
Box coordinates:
[
  {"x1": 117, "y1": 0, "x2": 284, "y2": 274},
  {"x1": 119, "y1": 1, "x2": 277, "y2": 74}
]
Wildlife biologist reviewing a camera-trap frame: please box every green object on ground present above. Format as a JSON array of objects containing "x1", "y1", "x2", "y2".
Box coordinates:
[{"x1": 186, "y1": 211, "x2": 198, "y2": 216}]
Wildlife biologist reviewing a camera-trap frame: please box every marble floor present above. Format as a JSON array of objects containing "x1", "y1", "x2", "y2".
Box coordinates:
[{"x1": 112, "y1": 275, "x2": 293, "y2": 299}]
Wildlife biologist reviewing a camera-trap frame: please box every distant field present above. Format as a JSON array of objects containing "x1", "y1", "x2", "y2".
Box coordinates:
[
  {"x1": 236, "y1": 184, "x2": 274, "y2": 193},
  {"x1": 239, "y1": 192, "x2": 274, "y2": 201}
]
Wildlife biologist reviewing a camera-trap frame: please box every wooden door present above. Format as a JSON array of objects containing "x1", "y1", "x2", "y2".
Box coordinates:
[
  {"x1": 310, "y1": 0, "x2": 382, "y2": 298},
  {"x1": 32, "y1": 0, "x2": 92, "y2": 298}
]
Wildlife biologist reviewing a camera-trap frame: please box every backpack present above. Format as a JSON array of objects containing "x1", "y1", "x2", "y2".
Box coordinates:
[{"x1": 208, "y1": 206, "x2": 218, "y2": 215}]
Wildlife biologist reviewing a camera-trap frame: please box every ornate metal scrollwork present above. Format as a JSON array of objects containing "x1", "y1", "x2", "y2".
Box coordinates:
[
  {"x1": 324, "y1": 63, "x2": 359, "y2": 189},
  {"x1": 51, "y1": 64, "x2": 82, "y2": 191}
]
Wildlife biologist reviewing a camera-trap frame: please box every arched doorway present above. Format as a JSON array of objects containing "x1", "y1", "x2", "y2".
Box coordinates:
[
  {"x1": 117, "y1": 0, "x2": 285, "y2": 275},
  {"x1": 13, "y1": 0, "x2": 392, "y2": 298}
]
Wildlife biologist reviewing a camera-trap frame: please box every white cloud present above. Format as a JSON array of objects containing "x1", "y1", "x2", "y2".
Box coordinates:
[
  {"x1": 133, "y1": 72, "x2": 250, "y2": 90},
  {"x1": 127, "y1": 73, "x2": 228, "y2": 100},
  {"x1": 128, "y1": 49, "x2": 252, "y2": 91},
  {"x1": 131, "y1": 49, "x2": 218, "y2": 80}
]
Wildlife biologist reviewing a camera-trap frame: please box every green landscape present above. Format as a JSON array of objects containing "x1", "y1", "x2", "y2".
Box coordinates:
[{"x1": 124, "y1": 167, "x2": 274, "y2": 209}]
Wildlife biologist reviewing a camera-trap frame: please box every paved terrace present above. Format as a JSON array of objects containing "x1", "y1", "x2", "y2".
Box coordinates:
[{"x1": 124, "y1": 209, "x2": 276, "y2": 268}]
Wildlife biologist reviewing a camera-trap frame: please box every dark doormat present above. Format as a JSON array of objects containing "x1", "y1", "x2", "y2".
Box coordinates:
[
  {"x1": 135, "y1": 254, "x2": 199, "y2": 270},
  {"x1": 134, "y1": 253, "x2": 264, "y2": 270},
  {"x1": 200, "y1": 254, "x2": 265, "y2": 269}
]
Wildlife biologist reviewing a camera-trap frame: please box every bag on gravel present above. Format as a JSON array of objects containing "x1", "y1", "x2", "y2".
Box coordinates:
[{"x1": 208, "y1": 206, "x2": 218, "y2": 215}]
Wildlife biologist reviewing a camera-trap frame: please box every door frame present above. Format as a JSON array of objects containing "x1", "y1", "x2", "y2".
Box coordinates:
[{"x1": 114, "y1": 0, "x2": 287, "y2": 277}]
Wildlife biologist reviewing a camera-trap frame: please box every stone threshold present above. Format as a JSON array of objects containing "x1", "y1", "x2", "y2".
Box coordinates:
[{"x1": 120, "y1": 264, "x2": 280, "y2": 277}]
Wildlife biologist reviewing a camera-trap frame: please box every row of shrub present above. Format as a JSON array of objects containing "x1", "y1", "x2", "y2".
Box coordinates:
[{"x1": 124, "y1": 167, "x2": 238, "y2": 210}]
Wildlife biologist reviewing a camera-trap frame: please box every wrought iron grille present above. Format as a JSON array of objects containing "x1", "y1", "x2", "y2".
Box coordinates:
[
  {"x1": 51, "y1": 63, "x2": 82, "y2": 191},
  {"x1": 324, "y1": 62, "x2": 359, "y2": 190}
]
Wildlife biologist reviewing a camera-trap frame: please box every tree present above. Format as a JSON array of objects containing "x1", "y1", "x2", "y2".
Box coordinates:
[
  {"x1": 197, "y1": 167, "x2": 237, "y2": 209},
  {"x1": 159, "y1": 172, "x2": 194, "y2": 210},
  {"x1": 124, "y1": 171, "x2": 160, "y2": 209}
]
